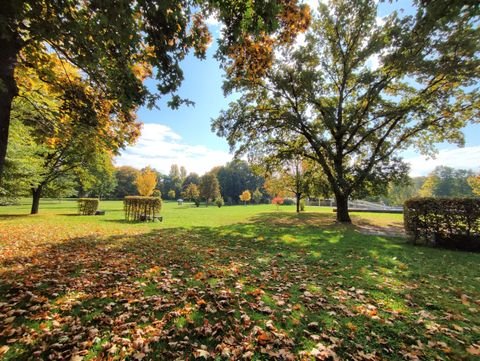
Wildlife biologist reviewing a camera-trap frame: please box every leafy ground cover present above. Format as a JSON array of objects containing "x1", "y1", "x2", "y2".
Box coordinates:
[{"x1": 0, "y1": 200, "x2": 479, "y2": 360}]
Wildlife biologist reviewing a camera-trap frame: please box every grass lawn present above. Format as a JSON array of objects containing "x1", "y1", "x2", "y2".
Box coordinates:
[{"x1": 0, "y1": 200, "x2": 478, "y2": 360}]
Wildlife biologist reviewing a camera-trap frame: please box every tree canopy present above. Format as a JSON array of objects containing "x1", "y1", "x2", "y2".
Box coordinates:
[
  {"x1": 0, "y1": 0, "x2": 310, "y2": 180},
  {"x1": 8, "y1": 50, "x2": 131, "y2": 213},
  {"x1": 419, "y1": 166, "x2": 475, "y2": 198},
  {"x1": 213, "y1": 0, "x2": 480, "y2": 222}
]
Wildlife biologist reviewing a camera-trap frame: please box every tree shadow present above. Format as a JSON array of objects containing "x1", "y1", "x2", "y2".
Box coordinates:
[
  {"x1": 0, "y1": 214, "x2": 31, "y2": 220},
  {"x1": 0, "y1": 213, "x2": 478, "y2": 360}
]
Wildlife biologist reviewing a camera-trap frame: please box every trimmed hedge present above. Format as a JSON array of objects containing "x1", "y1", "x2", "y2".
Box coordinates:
[
  {"x1": 404, "y1": 197, "x2": 480, "y2": 251},
  {"x1": 78, "y1": 198, "x2": 99, "y2": 215},
  {"x1": 124, "y1": 196, "x2": 162, "y2": 221}
]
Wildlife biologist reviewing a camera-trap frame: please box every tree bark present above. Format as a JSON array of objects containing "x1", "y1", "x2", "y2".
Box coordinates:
[
  {"x1": 31, "y1": 186, "x2": 43, "y2": 215},
  {"x1": 0, "y1": 31, "x2": 21, "y2": 181},
  {"x1": 335, "y1": 192, "x2": 351, "y2": 223},
  {"x1": 296, "y1": 193, "x2": 301, "y2": 213}
]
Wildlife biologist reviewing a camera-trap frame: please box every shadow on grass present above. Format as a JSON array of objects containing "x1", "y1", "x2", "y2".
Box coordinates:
[
  {"x1": 0, "y1": 214, "x2": 31, "y2": 220},
  {"x1": 0, "y1": 212, "x2": 478, "y2": 360}
]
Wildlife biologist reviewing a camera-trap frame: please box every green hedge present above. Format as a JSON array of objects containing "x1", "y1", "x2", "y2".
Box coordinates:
[
  {"x1": 404, "y1": 197, "x2": 480, "y2": 251},
  {"x1": 124, "y1": 196, "x2": 162, "y2": 221},
  {"x1": 77, "y1": 198, "x2": 99, "y2": 215}
]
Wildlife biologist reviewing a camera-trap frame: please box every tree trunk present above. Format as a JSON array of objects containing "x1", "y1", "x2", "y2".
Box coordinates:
[
  {"x1": 31, "y1": 186, "x2": 43, "y2": 215},
  {"x1": 335, "y1": 192, "x2": 351, "y2": 223},
  {"x1": 296, "y1": 193, "x2": 301, "y2": 213},
  {"x1": 0, "y1": 31, "x2": 21, "y2": 181}
]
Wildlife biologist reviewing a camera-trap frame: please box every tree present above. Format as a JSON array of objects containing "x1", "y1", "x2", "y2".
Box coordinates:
[
  {"x1": 0, "y1": 116, "x2": 44, "y2": 204},
  {"x1": 213, "y1": 0, "x2": 479, "y2": 222},
  {"x1": 216, "y1": 160, "x2": 265, "y2": 204},
  {"x1": 419, "y1": 166, "x2": 474, "y2": 197},
  {"x1": 79, "y1": 152, "x2": 117, "y2": 199},
  {"x1": 272, "y1": 196, "x2": 284, "y2": 211},
  {"x1": 200, "y1": 173, "x2": 220, "y2": 206},
  {"x1": 167, "y1": 190, "x2": 176, "y2": 199},
  {"x1": 182, "y1": 172, "x2": 201, "y2": 195},
  {"x1": 468, "y1": 175, "x2": 480, "y2": 196},
  {"x1": 252, "y1": 188, "x2": 263, "y2": 204},
  {"x1": 383, "y1": 179, "x2": 418, "y2": 206},
  {"x1": 418, "y1": 175, "x2": 439, "y2": 197},
  {"x1": 164, "y1": 164, "x2": 186, "y2": 199},
  {"x1": 114, "y1": 166, "x2": 140, "y2": 198},
  {"x1": 10, "y1": 50, "x2": 136, "y2": 214},
  {"x1": 136, "y1": 166, "x2": 157, "y2": 196},
  {"x1": 0, "y1": 0, "x2": 310, "y2": 180},
  {"x1": 239, "y1": 190, "x2": 251, "y2": 205},
  {"x1": 184, "y1": 183, "x2": 200, "y2": 202},
  {"x1": 264, "y1": 157, "x2": 324, "y2": 213}
]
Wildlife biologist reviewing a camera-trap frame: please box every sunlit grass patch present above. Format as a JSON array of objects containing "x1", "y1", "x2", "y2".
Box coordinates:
[{"x1": 0, "y1": 200, "x2": 479, "y2": 360}]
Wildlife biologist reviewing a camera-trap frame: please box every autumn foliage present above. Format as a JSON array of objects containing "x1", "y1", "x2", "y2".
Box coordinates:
[
  {"x1": 225, "y1": 2, "x2": 311, "y2": 83},
  {"x1": 135, "y1": 167, "x2": 157, "y2": 196},
  {"x1": 239, "y1": 190, "x2": 252, "y2": 205},
  {"x1": 468, "y1": 175, "x2": 480, "y2": 196},
  {"x1": 272, "y1": 196, "x2": 284, "y2": 210}
]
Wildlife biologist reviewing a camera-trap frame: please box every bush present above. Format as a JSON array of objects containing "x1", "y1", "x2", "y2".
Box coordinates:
[
  {"x1": 282, "y1": 198, "x2": 295, "y2": 206},
  {"x1": 404, "y1": 197, "x2": 480, "y2": 251},
  {"x1": 78, "y1": 198, "x2": 99, "y2": 215},
  {"x1": 215, "y1": 197, "x2": 224, "y2": 208},
  {"x1": 300, "y1": 199, "x2": 305, "y2": 211},
  {"x1": 124, "y1": 196, "x2": 162, "y2": 221},
  {"x1": 152, "y1": 189, "x2": 161, "y2": 198}
]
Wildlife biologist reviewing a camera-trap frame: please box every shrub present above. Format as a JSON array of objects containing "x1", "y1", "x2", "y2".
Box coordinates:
[
  {"x1": 282, "y1": 198, "x2": 295, "y2": 206},
  {"x1": 404, "y1": 197, "x2": 480, "y2": 251},
  {"x1": 152, "y1": 189, "x2": 161, "y2": 198},
  {"x1": 78, "y1": 198, "x2": 99, "y2": 215},
  {"x1": 272, "y1": 196, "x2": 284, "y2": 211},
  {"x1": 300, "y1": 199, "x2": 306, "y2": 211},
  {"x1": 124, "y1": 196, "x2": 162, "y2": 221},
  {"x1": 215, "y1": 197, "x2": 224, "y2": 208}
]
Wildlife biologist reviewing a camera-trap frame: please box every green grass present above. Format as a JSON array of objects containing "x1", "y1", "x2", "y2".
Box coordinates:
[{"x1": 0, "y1": 200, "x2": 478, "y2": 360}]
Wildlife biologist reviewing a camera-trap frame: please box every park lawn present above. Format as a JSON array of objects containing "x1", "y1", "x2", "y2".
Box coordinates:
[{"x1": 0, "y1": 200, "x2": 478, "y2": 360}]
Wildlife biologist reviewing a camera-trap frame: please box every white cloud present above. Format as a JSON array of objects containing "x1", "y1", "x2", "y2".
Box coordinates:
[
  {"x1": 205, "y1": 14, "x2": 220, "y2": 26},
  {"x1": 404, "y1": 146, "x2": 480, "y2": 177},
  {"x1": 115, "y1": 123, "x2": 233, "y2": 175}
]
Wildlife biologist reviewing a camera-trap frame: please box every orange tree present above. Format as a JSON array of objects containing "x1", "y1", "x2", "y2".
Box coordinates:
[
  {"x1": 135, "y1": 166, "x2": 158, "y2": 196},
  {"x1": 239, "y1": 190, "x2": 251, "y2": 205},
  {"x1": 12, "y1": 49, "x2": 140, "y2": 214},
  {"x1": 0, "y1": 0, "x2": 311, "y2": 179}
]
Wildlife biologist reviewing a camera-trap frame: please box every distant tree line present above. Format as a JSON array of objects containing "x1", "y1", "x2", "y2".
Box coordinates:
[
  {"x1": 367, "y1": 166, "x2": 480, "y2": 206},
  {"x1": 113, "y1": 160, "x2": 269, "y2": 205}
]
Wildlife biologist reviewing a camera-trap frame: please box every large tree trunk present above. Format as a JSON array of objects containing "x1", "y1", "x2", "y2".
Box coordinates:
[
  {"x1": 296, "y1": 193, "x2": 301, "y2": 213},
  {"x1": 335, "y1": 192, "x2": 351, "y2": 223},
  {"x1": 31, "y1": 186, "x2": 43, "y2": 215},
  {"x1": 0, "y1": 31, "x2": 21, "y2": 181}
]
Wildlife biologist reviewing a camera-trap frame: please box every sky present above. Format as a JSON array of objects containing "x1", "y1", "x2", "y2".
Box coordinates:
[{"x1": 115, "y1": 0, "x2": 480, "y2": 178}]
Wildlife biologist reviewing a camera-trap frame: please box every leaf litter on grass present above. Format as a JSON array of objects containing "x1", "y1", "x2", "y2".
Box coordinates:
[{"x1": 0, "y1": 212, "x2": 479, "y2": 360}]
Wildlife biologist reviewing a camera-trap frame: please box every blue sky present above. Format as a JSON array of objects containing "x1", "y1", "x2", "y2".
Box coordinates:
[{"x1": 116, "y1": 0, "x2": 480, "y2": 177}]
